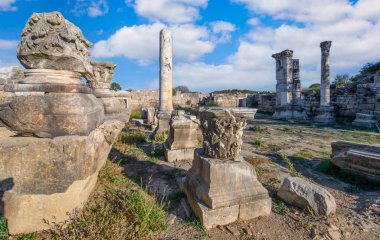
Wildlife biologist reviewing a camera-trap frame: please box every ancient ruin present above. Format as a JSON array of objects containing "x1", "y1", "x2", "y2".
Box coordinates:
[
  {"x1": 183, "y1": 108, "x2": 271, "y2": 229},
  {"x1": 0, "y1": 12, "x2": 123, "y2": 234},
  {"x1": 90, "y1": 61, "x2": 130, "y2": 121},
  {"x1": 315, "y1": 41, "x2": 335, "y2": 124},
  {"x1": 155, "y1": 28, "x2": 173, "y2": 134},
  {"x1": 331, "y1": 141, "x2": 380, "y2": 182},
  {"x1": 164, "y1": 110, "x2": 198, "y2": 162},
  {"x1": 272, "y1": 50, "x2": 306, "y2": 120}
]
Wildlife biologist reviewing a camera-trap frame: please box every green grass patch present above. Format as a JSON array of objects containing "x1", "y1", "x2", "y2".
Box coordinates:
[
  {"x1": 184, "y1": 219, "x2": 208, "y2": 237},
  {"x1": 130, "y1": 110, "x2": 143, "y2": 119},
  {"x1": 252, "y1": 139, "x2": 263, "y2": 147},
  {"x1": 316, "y1": 159, "x2": 380, "y2": 190},
  {"x1": 291, "y1": 150, "x2": 315, "y2": 160},
  {"x1": 154, "y1": 132, "x2": 167, "y2": 142},
  {"x1": 44, "y1": 161, "x2": 168, "y2": 239},
  {"x1": 0, "y1": 217, "x2": 8, "y2": 240},
  {"x1": 272, "y1": 199, "x2": 289, "y2": 216},
  {"x1": 280, "y1": 126, "x2": 294, "y2": 133},
  {"x1": 248, "y1": 125, "x2": 268, "y2": 133},
  {"x1": 119, "y1": 130, "x2": 148, "y2": 145}
]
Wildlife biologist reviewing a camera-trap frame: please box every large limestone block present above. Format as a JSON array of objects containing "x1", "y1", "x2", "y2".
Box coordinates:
[
  {"x1": 17, "y1": 12, "x2": 92, "y2": 79},
  {"x1": 331, "y1": 141, "x2": 380, "y2": 181},
  {"x1": 352, "y1": 113, "x2": 378, "y2": 128},
  {"x1": 183, "y1": 151, "x2": 271, "y2": 228},
  {"x1": 185, "y1": 151, "x2": 269, "y2": 209},
  {"x1": 0, "y1": 92, "x2": 104, "y2": 138},
  {"x1": 0, "y1": 120, "x2": 124, "y2": 234},
  {"x1": 277, "y1": 177, "x2": 336, "y2": 216},
  {"x1": 165, "y1": 110, "x2": 198, "y2": 150}
]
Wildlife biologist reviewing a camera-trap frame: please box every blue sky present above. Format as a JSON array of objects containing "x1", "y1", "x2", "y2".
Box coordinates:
[{"x1": 0, "y1": 0, "x2": 379, "y2": 92}]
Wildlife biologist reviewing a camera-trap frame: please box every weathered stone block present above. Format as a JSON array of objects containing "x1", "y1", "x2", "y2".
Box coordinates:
[
  {"x1": 0, "y1": 120, "x2": 124, "y2": 234},
  {"x1": 331, "y1": 141, "x2": 380, "y2": 181},
  {"x1": 17, "y1": 12, "x2": 93, "y2": 79},
  {"x1": 277, "y1": 177, "x2": 336, "y2": 216},
  {"x1": 164, "y1": 145, "x2": 195, "y2": 163},
  {"x1": 352, "y1": 113, "x2": 378, "y2": 128}
]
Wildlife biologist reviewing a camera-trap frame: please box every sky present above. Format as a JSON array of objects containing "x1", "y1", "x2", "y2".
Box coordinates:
[{"x1": 0, "y1": 0, "x2": 379, "y2": 93}]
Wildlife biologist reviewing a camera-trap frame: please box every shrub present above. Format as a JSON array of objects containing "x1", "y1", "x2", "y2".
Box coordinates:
[
  {"x1": 0, "y1": 217, "x2": 8, "y2": 239},
  {"x1": 130, "y1": 110, "x2": 142, "y2": 119},
  {"x1": 204, "y1": 100, "x2": 218, "y2": 106},
  {"x1": 186, "y1": 100, "x2": 192, "y2": 105}
]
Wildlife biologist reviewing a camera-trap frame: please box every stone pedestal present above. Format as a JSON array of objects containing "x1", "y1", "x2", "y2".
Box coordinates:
[
  {"x1": 155, "y1": 112, "x2": 171, "y2": 135},
  {"x1": 183, "y1": 151, "x2": 271, "y2": 229},
  {"x1": 183, "y1": 108, "x2": 271, "y2": 229},
  {"x1": 164, "y1": 110, "x2": 197, "y2": 162},
  {"x1": 0, "y1": 69, "x2": 104, "y2": 138},
  {"x1": 352, "y1": 113, "x2": 378, "y2": 128},
  {"x1": 314, "y1": 105, "x2": 335, "y2": 124}
]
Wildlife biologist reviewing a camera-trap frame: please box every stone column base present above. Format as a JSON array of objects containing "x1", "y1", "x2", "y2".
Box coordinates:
[
  {"x1": 183, "y1": 151, "x2": 271, "y2": 229},
  {"x1": 154, "y1": 111, "x2": 172, "y2": 135},
  {"x1": 164, "y1": 143, "x2": 195, "y2": 162},
  {"x1": 272, "y1": 105, "x2": 307, "y2": 120},
  {"x1": 352, "y1": 113, "x2": 378, "y2": 128},
  {"x1": 314, "y1": 105, "x2": 335, "y2": 124}
]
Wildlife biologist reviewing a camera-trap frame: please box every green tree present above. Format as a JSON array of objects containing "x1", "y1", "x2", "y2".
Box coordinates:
[
  {"x1": 173, "y1": 85, "x2": 190, "y2": 93},
  {"x1": 110, "y1": 82, "x2": 122, "y2": 91},
  {"x1": 309, "y1": 83, "x2": 320, "y2": 89},
  {"x1": 331, "y1": 74, "x2": 351, "y2": 89}
]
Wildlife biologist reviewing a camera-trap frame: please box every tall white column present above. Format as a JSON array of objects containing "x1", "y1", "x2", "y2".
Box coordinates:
[
  {"x1": 320, "y1": 41, "x2": 332, "y2": 106},
  {"x1": 159, "y1": 28, "x2": 173, "y2": 114}
]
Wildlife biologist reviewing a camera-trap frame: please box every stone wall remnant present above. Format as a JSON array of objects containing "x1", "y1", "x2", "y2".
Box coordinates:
[
  {"x1": 183, "y1": 108, "x2": 271, "y2": 229},
  {"x1": 17, "y1": 12, "x2": 93, "y2": 79}
]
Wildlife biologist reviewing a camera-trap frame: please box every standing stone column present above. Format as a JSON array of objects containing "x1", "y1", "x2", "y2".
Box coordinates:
[
  {"x1": 320, "y1": 41, "x2": 332, "y2": 106},
  {"x1": 272, "y1": 50, "x2": 306, "y2": 120},
  {"x1": 183, "y1": 108, "x2": 271, "y2": 229},
  {"x1": 315, "y1": 41, "x2": 335, "y2": 124},
  {"x1": 155, "y1": 29, "x2": 173, "y2": 134}
]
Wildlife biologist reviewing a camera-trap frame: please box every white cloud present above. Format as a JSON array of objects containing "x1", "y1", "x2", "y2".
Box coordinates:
[
  {"x1": 131, "y1": 0, "x2": 208, "y2": 24},
  {"x1": 210, "y1": 21, "x2": 236, "y2": 43},
  {"x1": 174, "y1": 0, "x2": 379, "y2": 91},
  {"x1": 0, "y1": 0, "x2": 17, "y2": 11},
  {"x1": 0, "y1": 39, "x2": 18, "y2": 50},
  {"x1": 92, "y1": 22, "x2": 214, "y2": 65},
  {"x1": 88, "y1": 0, "x2": 109, "y2": 17},
  {"x1": 71, "y1": 0, "x2": 109, "y2": 17},
  {"x1": 247, "y1": 18, "x2": 260, "y2": 26}
]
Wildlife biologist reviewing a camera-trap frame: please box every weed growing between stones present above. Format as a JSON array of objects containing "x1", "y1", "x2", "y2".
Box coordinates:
[
  {"x1": 272, "y1": 199, "x2": 289, "y2": 216},
  {"x1": 291, "y1": 151, "x2": 315, "y2": 160},
  {"x1": 154, "y1": 132, "x2": 167, "y2": 142},
  {"x1": 248, "y1": 125, "x2": 269, "y2": 133},
  {"x1": 277, "y1": 152, "x2": 303, "y2": 177},
  {"x1": 130, "y1": 110, "x2": 143, "y2": 119},
  {"x1": 184, "y1": 219, "x2": 208, "y2": 238}
]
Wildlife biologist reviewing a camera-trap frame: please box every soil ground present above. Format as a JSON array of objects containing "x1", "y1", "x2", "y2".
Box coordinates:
[{"x1": 113, "y1": 113, "x2": 380, "y2": 240}]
